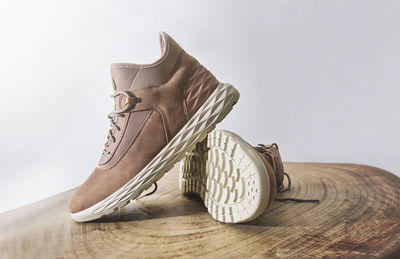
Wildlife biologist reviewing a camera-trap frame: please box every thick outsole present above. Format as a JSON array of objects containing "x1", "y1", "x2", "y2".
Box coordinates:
[
  {"x1": 71, "y1": 83, "x2": 240, "y2": 222},
  {"x1": 179, "y1": 130, "x2": 271, "y2": 223}
]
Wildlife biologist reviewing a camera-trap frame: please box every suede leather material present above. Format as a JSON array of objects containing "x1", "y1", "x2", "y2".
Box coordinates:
[
  {"x1": 99, "y1": 33, "x2": 186, "y2": 166},
  {"x1": 254, "y1": 143, "x2": 287, "y2": 209},
  {"x1": 68, "y1": 32, "x2": 220, "y2": 213},
  {"x1": 99, "y1": 52, "x2": 194, "y2": 167},
  {"x1": 264, "y1": 144, "x2": 284, "y2": 189},
  {"x1": 99, "y1": 110, "x2": 151, "y2": 165},
  {"x1": 184, "y1": 60, "x2": 219, "y2": 118},
  {"x1": 69, "y1": 109, "x2": 167, "y2": 213},
  {"x1": 129, "y1": 52, "x2": 196, "y2": 139},
  {"x1": 255, "y1": 144, "x2": 285, "y2": 190}
]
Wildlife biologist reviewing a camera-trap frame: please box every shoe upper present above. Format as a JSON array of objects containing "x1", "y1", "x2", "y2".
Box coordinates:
[
  {"x1": 68, "y1": 32, "x2": 219, "y2": 213},
  {"x1": 255, "y1": 143, "x2": 285, "y2": 193}
]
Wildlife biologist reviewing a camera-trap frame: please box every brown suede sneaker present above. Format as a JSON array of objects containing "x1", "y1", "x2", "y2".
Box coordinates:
[
  {"x1": 179, "y1": 130, "x2": 287, "y2": 223},
  {"x1": 69, "y1": 32, "x2": 240, "y2": 222}
]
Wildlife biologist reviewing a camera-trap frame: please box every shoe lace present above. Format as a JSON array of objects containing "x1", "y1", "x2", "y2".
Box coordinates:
[
  {"x1": 274, "y1": 172, "x2": 319, "y2": 203},
  {"x1": 136, "y1": 183, "x2": 158, "y2": 200},
  {"x1": 103, "y1": 91, "x2": 139, "y2": 155},
  {"x1": 256, "y1": 143, "x2": 319, "y2": 203},
  {"x1": 101, "y1": 90, "x2": 158, "y2": 200}
]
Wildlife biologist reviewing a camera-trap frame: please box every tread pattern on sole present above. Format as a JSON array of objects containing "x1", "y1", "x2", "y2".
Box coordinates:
[
  {"x1": 71, "y1": 83, "x2": 239, "y2": 222},
  {"x1": 179, "y1": 130, "x2": 270, "y2": 223}
]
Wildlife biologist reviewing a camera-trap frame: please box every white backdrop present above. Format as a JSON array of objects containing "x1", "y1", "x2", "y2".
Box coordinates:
[{"x1": 1, "y1": 0, "x2": 399, "y2": 213}]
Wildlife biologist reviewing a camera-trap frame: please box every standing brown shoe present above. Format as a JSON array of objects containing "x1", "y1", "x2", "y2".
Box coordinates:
[{"x1": 68, "y1": 32, "x2": 240, "y2": 222}]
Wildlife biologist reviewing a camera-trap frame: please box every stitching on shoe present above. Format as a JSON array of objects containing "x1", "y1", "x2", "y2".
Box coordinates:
[
  {"x1": 182, "y1": 57, "x2": 197, "y2": 120},
  {"x1": 99, "y1": 109, "x2": 153, "y2": 170},
  {"x1": 98, "y1": 111, "x2": 130, "y2": 165},
  {"x1": 100, "y1": 50, "x2": 186, "y2": 169},
  {"x1": 152, "y1": 106, "x2": 171, "y2": 143}
]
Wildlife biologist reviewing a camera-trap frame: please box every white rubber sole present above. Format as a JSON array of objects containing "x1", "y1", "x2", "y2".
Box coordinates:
[
  {"x1": 71, "y1": 83, "x2": 240, "y2": 222},
  {"x1": 179, "y1": 130, "x2": 271, "y2": 223}
]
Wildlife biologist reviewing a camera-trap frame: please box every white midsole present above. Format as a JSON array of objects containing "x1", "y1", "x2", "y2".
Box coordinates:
[{"x1": 71, "y1": 83, "x2": 239, "y2": 222}]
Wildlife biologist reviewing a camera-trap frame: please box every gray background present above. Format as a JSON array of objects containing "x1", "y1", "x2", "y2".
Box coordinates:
[{"x1": 1, "y1": 0, "x2": 399, "y2": 213}]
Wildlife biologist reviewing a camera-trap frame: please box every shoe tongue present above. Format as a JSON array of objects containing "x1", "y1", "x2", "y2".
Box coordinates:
[
  {"x1": 110, "y1": 66, "x2": 140, "y2": 111},
  {"x1": 113, "y1": 94, "x2": 126, "y2": 111},
  {"x1": 111, "y1": 66, "x2": 140, "y2": 91}
]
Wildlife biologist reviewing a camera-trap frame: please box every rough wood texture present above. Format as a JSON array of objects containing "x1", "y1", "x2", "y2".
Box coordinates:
[{"x1": 0, "y1": 163, "x2": 399, "y2": 258}]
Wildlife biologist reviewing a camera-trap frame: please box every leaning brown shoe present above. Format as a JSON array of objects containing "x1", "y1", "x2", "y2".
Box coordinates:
[
  {"x1": 179, "y1": 130, "x2": 317, "y2": 223},
  {"x1": 68, "y1": 32, "x2": 240, "y2": 222}
]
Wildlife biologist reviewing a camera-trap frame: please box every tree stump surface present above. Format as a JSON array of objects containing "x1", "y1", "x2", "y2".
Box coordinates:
[{"x1": 0, "y1": 163, "x2": 399, "y2": 258}]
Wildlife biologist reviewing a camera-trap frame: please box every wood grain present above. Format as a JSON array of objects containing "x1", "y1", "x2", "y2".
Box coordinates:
[{"x1": 0, "y1": 163, "x2": 399, "y2": 258}]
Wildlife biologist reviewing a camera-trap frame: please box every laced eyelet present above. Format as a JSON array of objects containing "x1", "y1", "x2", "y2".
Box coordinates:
[{"x1": 103, "y1": 90, "x2": 139, "y2": 154}]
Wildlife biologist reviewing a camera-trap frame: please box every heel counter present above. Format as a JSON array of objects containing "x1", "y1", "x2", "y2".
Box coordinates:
[{"x1": 184, "y1": 60, "x2": 219, "y2": 118}]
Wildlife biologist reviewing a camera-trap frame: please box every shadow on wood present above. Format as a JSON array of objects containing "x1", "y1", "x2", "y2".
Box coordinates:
[{"x1": 0, "y1": 163, "x2": 399, "y2": 258}]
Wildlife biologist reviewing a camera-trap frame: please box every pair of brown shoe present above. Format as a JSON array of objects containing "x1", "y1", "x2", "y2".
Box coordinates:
[{"x1": 68, "y1": 32, "x2": 290, "y2": 223}]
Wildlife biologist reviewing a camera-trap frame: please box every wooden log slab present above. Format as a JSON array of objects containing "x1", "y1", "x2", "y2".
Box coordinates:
[{"x1": 0, "y1": 163, "x2": 399, "y2": 258}]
